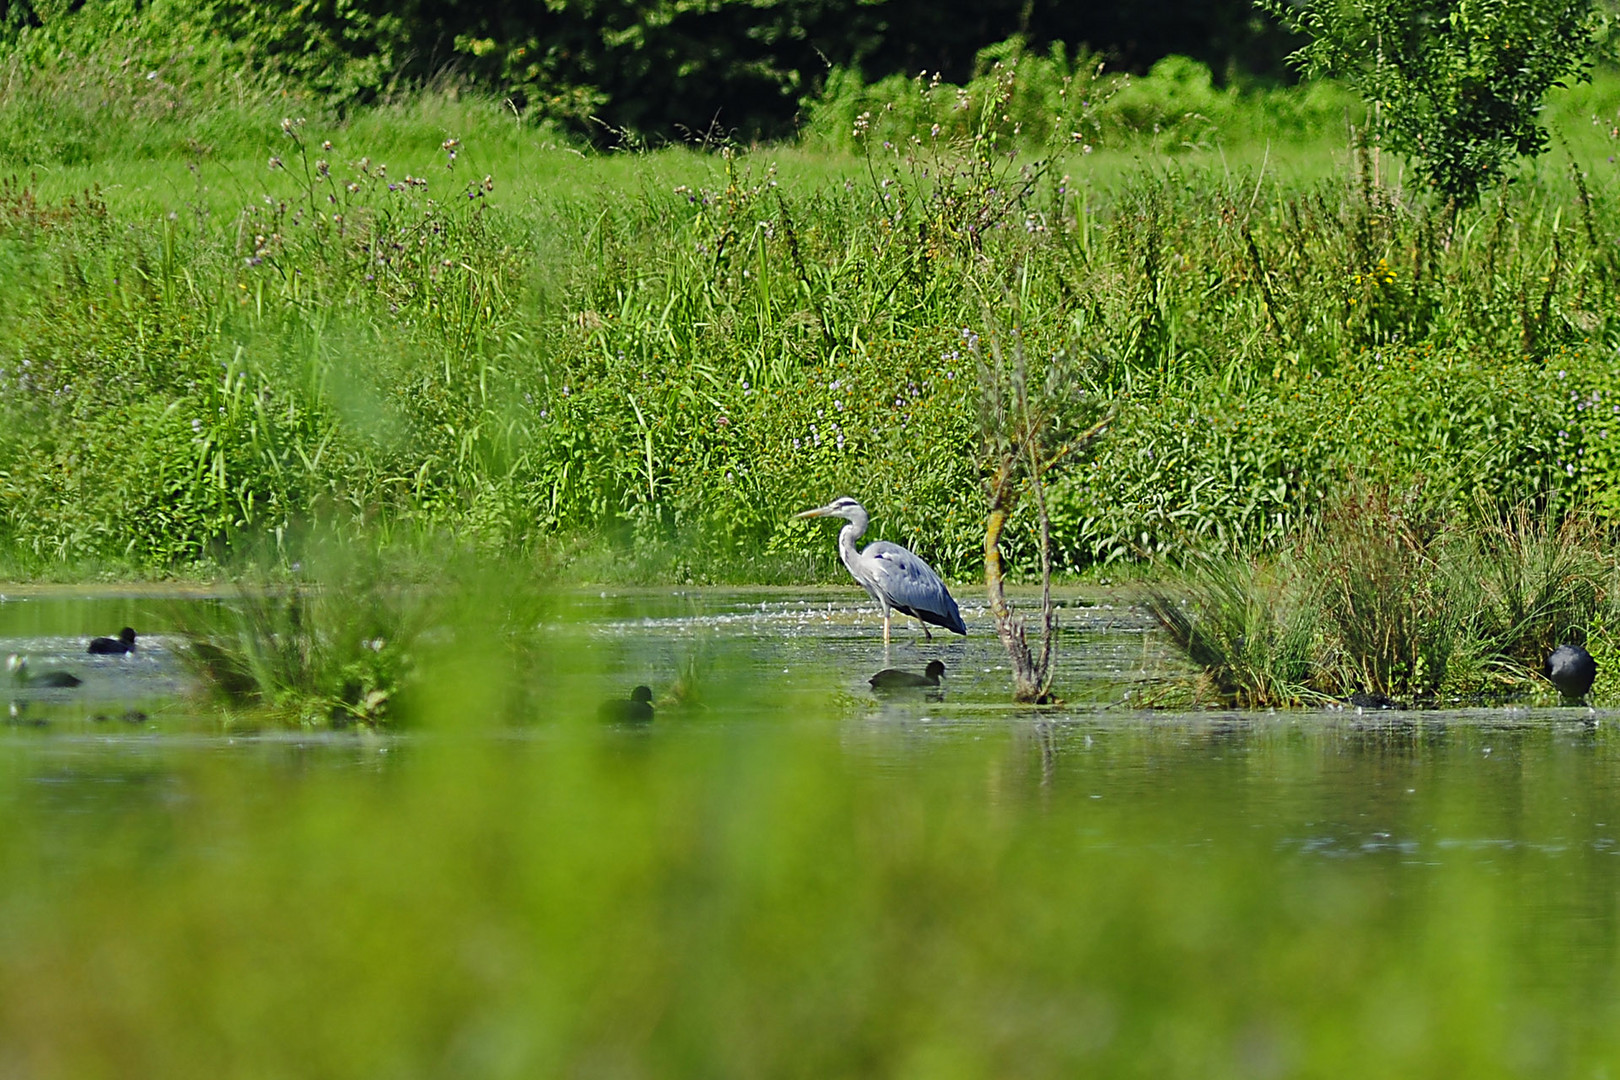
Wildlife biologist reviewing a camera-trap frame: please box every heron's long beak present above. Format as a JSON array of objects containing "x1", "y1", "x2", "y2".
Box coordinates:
[{"x1": 793, "y1": 505, "x2": 833, "y2": 520}]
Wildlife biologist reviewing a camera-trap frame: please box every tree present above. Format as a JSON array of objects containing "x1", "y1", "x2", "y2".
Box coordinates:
[
  {"x1": 1261, "y1": 0, "x2": 1599, "y2": 205},
  {"x1": 975, "y1": 317, "x2": 1113, "y2": 704}
]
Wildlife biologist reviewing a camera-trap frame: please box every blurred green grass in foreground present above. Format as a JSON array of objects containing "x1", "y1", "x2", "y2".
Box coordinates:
[{"x1": 1, "y1": 705, "x2": 1618, "y2": 1078}]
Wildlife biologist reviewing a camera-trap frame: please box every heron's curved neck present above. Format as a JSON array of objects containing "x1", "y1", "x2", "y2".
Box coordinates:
[{"x1": 837, "y1": 512, "x2": 868, "y2": 569}]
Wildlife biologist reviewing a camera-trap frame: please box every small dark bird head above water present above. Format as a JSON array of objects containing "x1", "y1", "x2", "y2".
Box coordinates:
[
  {"x1": 88, "y1": 627, "x2": 137, "y2": 655},
  {"x1": 7, "y1": 654, "x2": 82, "y2": 689},
  {"x1": 1545, "y1": 644, "x2": 1597, "y2": 702},
  {"x1": 869, "y1": 659, "x2": 947, "y2": 690},
  {"x1": 600, "y1": 685, "x2": 655, "y2": 722}
]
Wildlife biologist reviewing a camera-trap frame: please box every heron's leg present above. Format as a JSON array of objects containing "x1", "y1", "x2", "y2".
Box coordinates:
[{"x1": 882, "y1": 607, "x2": 892, "y2": 644}]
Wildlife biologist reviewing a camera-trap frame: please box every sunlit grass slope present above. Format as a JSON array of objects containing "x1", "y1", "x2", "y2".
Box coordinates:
[{"x1": 5, "y1": 54, "x2": 1620, "y2": 580}]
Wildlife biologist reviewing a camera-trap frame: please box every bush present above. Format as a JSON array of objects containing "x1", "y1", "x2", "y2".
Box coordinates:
[
  {"x1": 802, "y1": 46, "x2": 1358, "y2": 155},
  {"x1": 1146, "y1": 483, "x2": 1617, "y2": 705},
  {"x1": 1265, "y1": 0, "x2": 1600, "y2": 204}
]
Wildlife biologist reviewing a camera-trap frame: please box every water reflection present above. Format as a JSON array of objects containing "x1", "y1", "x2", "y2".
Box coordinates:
[{"x1": 2, "y1": 586, "x2": 1618, "y2": 868}]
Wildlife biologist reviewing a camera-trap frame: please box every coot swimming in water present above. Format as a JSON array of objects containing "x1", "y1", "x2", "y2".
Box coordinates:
[
  {"x1": 600, "y1": 685, "x2": 655, "y2": 722},
  {"x1": 88, "y1": 627, "x2": 137, "y2": 655},
  {"x1": 1545, "y1": 644, "x2": 1597, "y2": 702},
  {"x1": 869, "y1": 659, "x2": 947, "y2": 690},
  {"x1": 7, "y1": 654, "x2": 82, "y2": 688}
]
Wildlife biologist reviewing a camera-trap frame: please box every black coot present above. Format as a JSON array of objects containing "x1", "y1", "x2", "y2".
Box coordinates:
[
  {"x1": 600, "y1": 685, "x2": 655, "y2": 722},
  {"x1": 7, "y1": 654, "x2": 82, "y2": 688},
  {"x1": 870, "y1": 660, "x2": 947, "y2": 690},
  {"x1": 1545, "y1": 644, "x2": 1597, "y2": 702},
  {"x1": 88, "y1": 627, "x2": 137, "y2": 655}
]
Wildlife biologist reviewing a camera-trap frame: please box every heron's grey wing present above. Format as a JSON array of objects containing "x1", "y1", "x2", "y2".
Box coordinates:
[{"x1": 863, "y1": 541, "x2": 967, "y2": 635}]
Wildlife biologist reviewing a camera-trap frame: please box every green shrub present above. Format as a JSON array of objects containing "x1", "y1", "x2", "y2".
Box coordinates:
[
  {"x1": 1265, "y1": 0, "x2": 1600, "y2": 204},
  {"x1": 802, "y1": 45, "x2": 1358, "y2": 156},
  {"x1": 1148, "y1": 483, "x2": 1619, "y2": 704}
]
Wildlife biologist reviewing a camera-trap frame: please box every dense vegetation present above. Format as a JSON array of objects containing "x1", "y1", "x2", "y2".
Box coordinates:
[
  {"x1": 1268, "y1": 0, "x2": 1600, "y2": 203},
  {"x1": 0, "y1": 0, "x2": 1298, "y2": 141},
  {"x1": 0, "y1": 6, "x2": 1616, "y2": 610}
]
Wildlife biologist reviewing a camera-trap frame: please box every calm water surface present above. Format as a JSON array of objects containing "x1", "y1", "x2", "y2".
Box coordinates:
[{"x1": 4, "y1": 584, "x2": 1615, "y2": 862}]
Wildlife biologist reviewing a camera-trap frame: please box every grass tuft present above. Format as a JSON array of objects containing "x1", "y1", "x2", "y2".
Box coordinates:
[
  {"x1": 1143, "y1": 556, "x2": 1320, "y2": 707},
  {"x1": 1150, "y1": 480, "x2": 1620, "y2": 706}
]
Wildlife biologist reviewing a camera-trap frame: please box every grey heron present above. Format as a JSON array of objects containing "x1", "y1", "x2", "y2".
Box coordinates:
[
  {"x1": 1545, "y1": 644, "x2": 1596, "y2": 702},
  {"x1": 7, "y1": 654, "x2": 82, "y2": 688},
  {"x1": 870, "y1": 659, "x2": 947, "y2": 689},
  {"x1": 600, "y1": 685, "x2": 655, "y2": 722},
  {"x1": 88, "y1": 627, "x2": 137, "y2": 655},
  {"x1": 794, "y1": 496, "x2": 966, "y2": 643}
]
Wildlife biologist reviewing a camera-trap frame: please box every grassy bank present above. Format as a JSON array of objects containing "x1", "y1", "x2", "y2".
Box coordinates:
[{"x1": 2, "y1": 49, "x2": 1620, "y2": 583}]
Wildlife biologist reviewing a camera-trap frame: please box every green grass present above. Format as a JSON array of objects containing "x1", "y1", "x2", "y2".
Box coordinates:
[
  {"x1": 4, "y1": 50, "x2": 1620, "y2": 586},
  {"x1": 1145, "y1": 483, "x2": 1618, "y2": 706}
]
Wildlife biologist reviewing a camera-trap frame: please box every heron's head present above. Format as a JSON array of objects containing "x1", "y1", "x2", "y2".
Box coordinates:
[{"x1": 793, "y1": 496, "x2": 867, "y2": 524}]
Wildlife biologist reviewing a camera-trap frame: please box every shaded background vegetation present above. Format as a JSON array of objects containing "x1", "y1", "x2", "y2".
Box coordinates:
[{"x1": 0, "y1": 0, "x2": 1303, "y2": 142}]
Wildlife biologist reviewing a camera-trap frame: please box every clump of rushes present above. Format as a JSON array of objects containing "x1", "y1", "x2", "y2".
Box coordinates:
[
  {"x1": 1463, "y1": 504, "x2": 1608, "y2": 668},
  {"x1": 1142, "y1": 557, "x2": 1321, "y2": 708},
  {"x1": 1148, "y1": 481, "x2": 1620, "y2": 707},
  {"x1": 1306, "y1": 480, "x2": 1460, "y2": 700},
  {"x1": 178, "y1": 551, "x2": 430, "y2": 727}
]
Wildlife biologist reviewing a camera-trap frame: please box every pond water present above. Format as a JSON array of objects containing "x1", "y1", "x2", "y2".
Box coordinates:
[{"x1": 2, "y1": 586, "x2": 1619, "y2": 1077}]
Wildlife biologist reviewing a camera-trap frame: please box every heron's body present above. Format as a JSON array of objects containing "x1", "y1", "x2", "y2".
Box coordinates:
[
  {"x1": 1546, "y1": 644, "x2": 1597, "y2": 702},
  {"x1": 88, "y1": 627, "x2": 137, "y2": 655},
  {"x1": 7, "y1": 654, "x2": 82, "y2": 689},
  {"x1": 870, "y1": 659, "x2": 947, "y2": 690},
  {"x1": 795, "y1": 497, "x2": 965, "y2": 643}
]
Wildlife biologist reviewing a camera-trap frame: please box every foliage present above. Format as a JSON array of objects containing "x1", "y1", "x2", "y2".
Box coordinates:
[
  {"x1": 802, "y1": 42, "x2": 1109, "y2": 154},
  {"x1": 1, "y1": 58, "x2": 1620, "y2": 582},
  {"x1": 1264, "y1": 0, "x2": 1600, "y2": 204},
  {"x1": 803, "y1": 49, "x2": 1359, "y2": 155},
  {"x1": 1142, "y1": 556, "x2": 1319, "y2": 706},
  {"x1": 1460, "y1": 503, "x2": 1609, "y2": 663},
  {"x1": 0, "y1": 0, "x2": 1304, "y2": 143},
  {"x1": 1307, "y1": 480, "x2": 1462, "y2": 697},
  {"x1": 0, "y1": 118, "x2": 510, "y2": 567},
  {"x1": 175, "y1": 547, "x2": 433, "y2": 726},
  {"x1": 1148, "y1": 483, "x2": 1618, "y2": 705}
]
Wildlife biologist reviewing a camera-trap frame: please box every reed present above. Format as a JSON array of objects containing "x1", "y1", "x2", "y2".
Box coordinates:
[{"x1": 0, "y1": 54, "x2": 1617, "y2": 584}]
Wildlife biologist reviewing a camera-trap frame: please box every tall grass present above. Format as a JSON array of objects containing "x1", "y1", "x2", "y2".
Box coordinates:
[
  {"x1": 1, "y1": 51, "x2": 1619, "y2": 580},
  {"x1": 171, "y1": 538, "x2": 572, "y2": 727},
  {"x1": 1143, "y1": 556, "x2": 1319, "y2": 706},
  {"x1": 1147, "y1": 483, "x2": 1617, "y2": 705}
]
